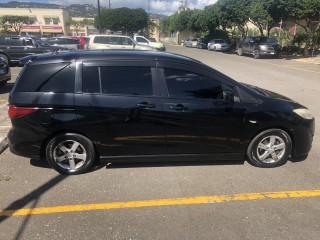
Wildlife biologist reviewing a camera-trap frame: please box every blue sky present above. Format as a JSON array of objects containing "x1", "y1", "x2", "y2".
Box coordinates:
[{"x1": 0, "y1": 0, "x2": 218, "y2": 15}]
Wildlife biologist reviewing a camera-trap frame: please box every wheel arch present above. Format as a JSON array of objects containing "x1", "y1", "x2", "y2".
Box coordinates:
[
  {"x1": 40, "y1": 130, "x2": 100, "y2": 161},
  {"x1": 245, "y1": 126, "x2": 294, "y2": 156},
  {"x1": 0, "y1": 52, "x2": 10, "y2": 62}
]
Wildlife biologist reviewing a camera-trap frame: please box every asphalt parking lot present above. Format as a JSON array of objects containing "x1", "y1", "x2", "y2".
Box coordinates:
[{"x1": 0, "y1": 45, "x2": 319, "y2": 240}]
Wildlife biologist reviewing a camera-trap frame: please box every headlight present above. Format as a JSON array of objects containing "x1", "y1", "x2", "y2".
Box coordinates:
[
  {"x1": 259, "y1": 45, "x2": 268, "y2": 50},
  {"x1": 293, "y1": 108, "x2": 314, "y2": 120}
]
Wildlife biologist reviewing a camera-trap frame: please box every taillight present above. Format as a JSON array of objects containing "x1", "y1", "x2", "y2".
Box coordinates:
[{"x1": 8, "y1": 105, "x2": 38, "y2": 119}]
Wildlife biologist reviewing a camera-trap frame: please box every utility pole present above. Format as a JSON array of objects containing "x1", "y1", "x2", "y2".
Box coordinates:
[
  {"x1": 109, "y1": 0, "x2": 111, "y2": 9},
  {"x1": 97, "y1": 0, "x2": 102, "y2": 34}
]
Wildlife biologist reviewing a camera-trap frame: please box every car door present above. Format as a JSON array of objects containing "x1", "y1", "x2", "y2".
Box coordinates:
[
  {"x1": 75, "y1": 60, "x2": 166, "y2": 156},
  {"x1": 241, "y1": 37, "x2": 251, "y2": 53},
  {"x1": 6, "y1": 37, "x2": 26, "y2": 60},
  {"x1": 158, "y1": 62, "x2": 245, "y2": 154}
]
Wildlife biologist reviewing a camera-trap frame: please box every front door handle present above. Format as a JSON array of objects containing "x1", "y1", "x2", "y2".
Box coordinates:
[
  {"x1": 136, "y1": 102, "x2": 155, "y2": 109},
  {"x1": 170, "y1": 104, "x2": 188, "y2": 111}
]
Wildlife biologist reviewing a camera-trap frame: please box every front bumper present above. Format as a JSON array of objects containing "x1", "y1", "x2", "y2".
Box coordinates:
[{"x1": 291, "y1": 118, "x2": 315, "y2": 157}]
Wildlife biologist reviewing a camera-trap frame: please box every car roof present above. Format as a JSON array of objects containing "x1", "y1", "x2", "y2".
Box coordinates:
[
  {"x1": 20, "y1": 50, "x2": 239, "y2": 87},
  {"x1": 21, "y1": 50, "x2": 201, "y2": 66}
]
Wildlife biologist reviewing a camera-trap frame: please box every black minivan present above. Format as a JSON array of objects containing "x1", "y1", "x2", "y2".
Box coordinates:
[{"x1": 8, "y1": 50, "x2": 315, "y2": 175}]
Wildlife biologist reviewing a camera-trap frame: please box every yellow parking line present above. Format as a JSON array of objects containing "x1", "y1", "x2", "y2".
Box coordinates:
[
  {"x1": 0, "y1": 100, "x2": 7, "y2": 102},
  {"x1": 1, "y1": 189, "x2": 320, "y2": 217}
]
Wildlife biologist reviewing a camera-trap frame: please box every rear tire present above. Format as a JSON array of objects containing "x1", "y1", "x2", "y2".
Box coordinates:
[
  {"x1": 246, "y1": 129, "x2": 292, "y2": 168},
  {"x1": 46, "y1": 133, "x2": 96, "y2": 175}
]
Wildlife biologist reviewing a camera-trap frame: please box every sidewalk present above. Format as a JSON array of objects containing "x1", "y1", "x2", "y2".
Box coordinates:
[
  {"x1": 0, "y1": 102, "x2": 9, "y2": 154},
  {"x1": 294, "y1": 55, "x2": 320, "y2": 65}
]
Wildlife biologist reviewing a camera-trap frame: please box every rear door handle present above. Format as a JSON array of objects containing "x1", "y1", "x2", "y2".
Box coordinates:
[
  {"x1": 170, "y1": 104, "x2": 188, "y2": 111},
  {"x1": 136, "y1": 102, "x2": 155, "y2": 109}
]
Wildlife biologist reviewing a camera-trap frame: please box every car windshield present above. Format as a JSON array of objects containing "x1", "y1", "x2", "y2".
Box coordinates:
[
  {"x1": 215, "y1": 39, "x2": 226, "y2": 44},
  {"x1": 255, "y1": 37, "x2": 276, "y2": 44},
  {"x1": 34, "y1": 38, "x2": 50, "y2": 46}
]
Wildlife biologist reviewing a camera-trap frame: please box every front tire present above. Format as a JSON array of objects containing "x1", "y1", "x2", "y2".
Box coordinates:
[
  {"x1": 0, "y1": 54, "x2": 9, "y2": 64},
  {"x1": 246, "y1": 129, "x2": 292, "y2": 168},
  {"x1": 46, "y1": 133, "x2": 96, "y2": 175},
  {"x1": 253, "y1": 50, "x2": 260, "y2": 59}
]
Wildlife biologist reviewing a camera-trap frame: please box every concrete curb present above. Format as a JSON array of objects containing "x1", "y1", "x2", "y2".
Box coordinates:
[{"x1": 0, "y1": 137, "x2": 8, "y2": 154}]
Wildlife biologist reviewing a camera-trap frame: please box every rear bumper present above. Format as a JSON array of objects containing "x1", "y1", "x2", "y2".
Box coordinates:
[{"x1": 7, "y1": 127, "x2": 44, "y2": 159}]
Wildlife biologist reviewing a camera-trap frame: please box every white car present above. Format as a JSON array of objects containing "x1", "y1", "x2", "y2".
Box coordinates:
[
  {"x1": 88, "y1": 35, "x2": 155, "y2": 51},
  {"x1": 184, "y1": 38, "x2": 198, "y2": 48},
  {"x1": 133, "y1": 35, "x2": 166, "y2": 51},
  {"x1": 207, "y1": 39, "x2": 230, "y2": 51}
]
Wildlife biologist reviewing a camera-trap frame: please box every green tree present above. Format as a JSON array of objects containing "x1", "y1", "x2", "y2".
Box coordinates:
[
  {"x1": 2, "y1": 15, "x2": 34, "y2": 34},
  {"x1": 279, "y1": 0, "x2": 320, "y2": 55},
  {"x1": 67, "y1": 19, "x2": 94, "y2": 36},
  {"x1": 95, "y1": 8, "x2": 149, "y2": 35},
  {"x1": 214, "y1": 0, "x2": 250, "y2": 39},
  {"x1": 248, "y1": 0, "x2": 283, "y2": 37}
]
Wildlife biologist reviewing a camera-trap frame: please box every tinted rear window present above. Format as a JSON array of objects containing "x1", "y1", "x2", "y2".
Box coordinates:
[{"x1": 15, "y1": 63, "x2": 75, "y2": 93}]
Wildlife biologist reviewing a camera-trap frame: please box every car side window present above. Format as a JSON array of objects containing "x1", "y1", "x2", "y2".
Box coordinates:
[
  {"x1": 164, "y1": 68, "x2": 223, "y2": 100},
  {"x1": 83, "y1": 66, "x2": 153, "y2": 96},
  {"x1": 136, "y1": 37, "x2": 148, "y2": 43},
  {"x1": 10, "y1": 38, "x2": 23, "y2": 46}
]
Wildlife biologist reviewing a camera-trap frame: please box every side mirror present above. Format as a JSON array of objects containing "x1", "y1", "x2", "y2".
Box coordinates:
[{"x1": 223, "y1": 90, "x2": 234, "y2": 103}]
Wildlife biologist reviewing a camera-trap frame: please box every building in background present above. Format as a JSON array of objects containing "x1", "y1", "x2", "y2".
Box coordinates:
[{"x1": 0, "y1": 8, "x2": 98, "y2": 36}]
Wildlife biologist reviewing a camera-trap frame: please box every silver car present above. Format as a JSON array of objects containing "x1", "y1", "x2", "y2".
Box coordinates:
[
  {"x1": 207, "y1": 39, "x2": 230, "y2": 51},
  {"x1": 184, "y1": 38, "x2": 198, "y2": 48}
]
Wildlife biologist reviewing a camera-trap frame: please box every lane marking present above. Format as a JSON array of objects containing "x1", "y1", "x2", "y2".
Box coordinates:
[
  {"x1": 1, "y1": 189, "x2": 320, "y2": 217},
  {"x1": 0, "y1": 100, "x2": 7, "y2": 102}
]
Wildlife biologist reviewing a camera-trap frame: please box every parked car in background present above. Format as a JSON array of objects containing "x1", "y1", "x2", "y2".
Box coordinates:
[
  {"x1": 184, "y1": 38, "x2": 198, "y2": 48},
  {"x1": 46, "y1": 37, "x2": 82, "y2": 50},
  {"x1": 8, "y1": 50, "x2": 314, "y2": 175},
  {"x1": 88, "y1": 35, "x2": 156, "y2": 51},
  {"x1": 133, "y1": 35, "x2": 166, "y2": 51},
  {"x1": 196, "y1": 38, "x2": 210, "y2": 49},
  {"x1": 0, "y1": 36, "x2": 68, "y2": 64},
  {"x1": 69, "y1": 36, "x2": 89, "y2": 49},
  {"x1": 0, "y1": 57, "x2": 10, "y2": 87},
  {"x1": 238, "y1": 36, "x2": 280, "y2": 59},
  {"x1": 207, "y1": 39, "x2": 230, "y2": 51}
]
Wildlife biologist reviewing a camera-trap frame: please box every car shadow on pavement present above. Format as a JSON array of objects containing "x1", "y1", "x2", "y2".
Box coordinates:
[
  {"x1": 0, "y1": 83, "x2": 13, "y2": 95},
  {"x1": 30, "y1": 158, "x2": 106, "y2": 173},
  {"x1": 0, "y1": 174, "x2": 68, "y2": 239}
]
